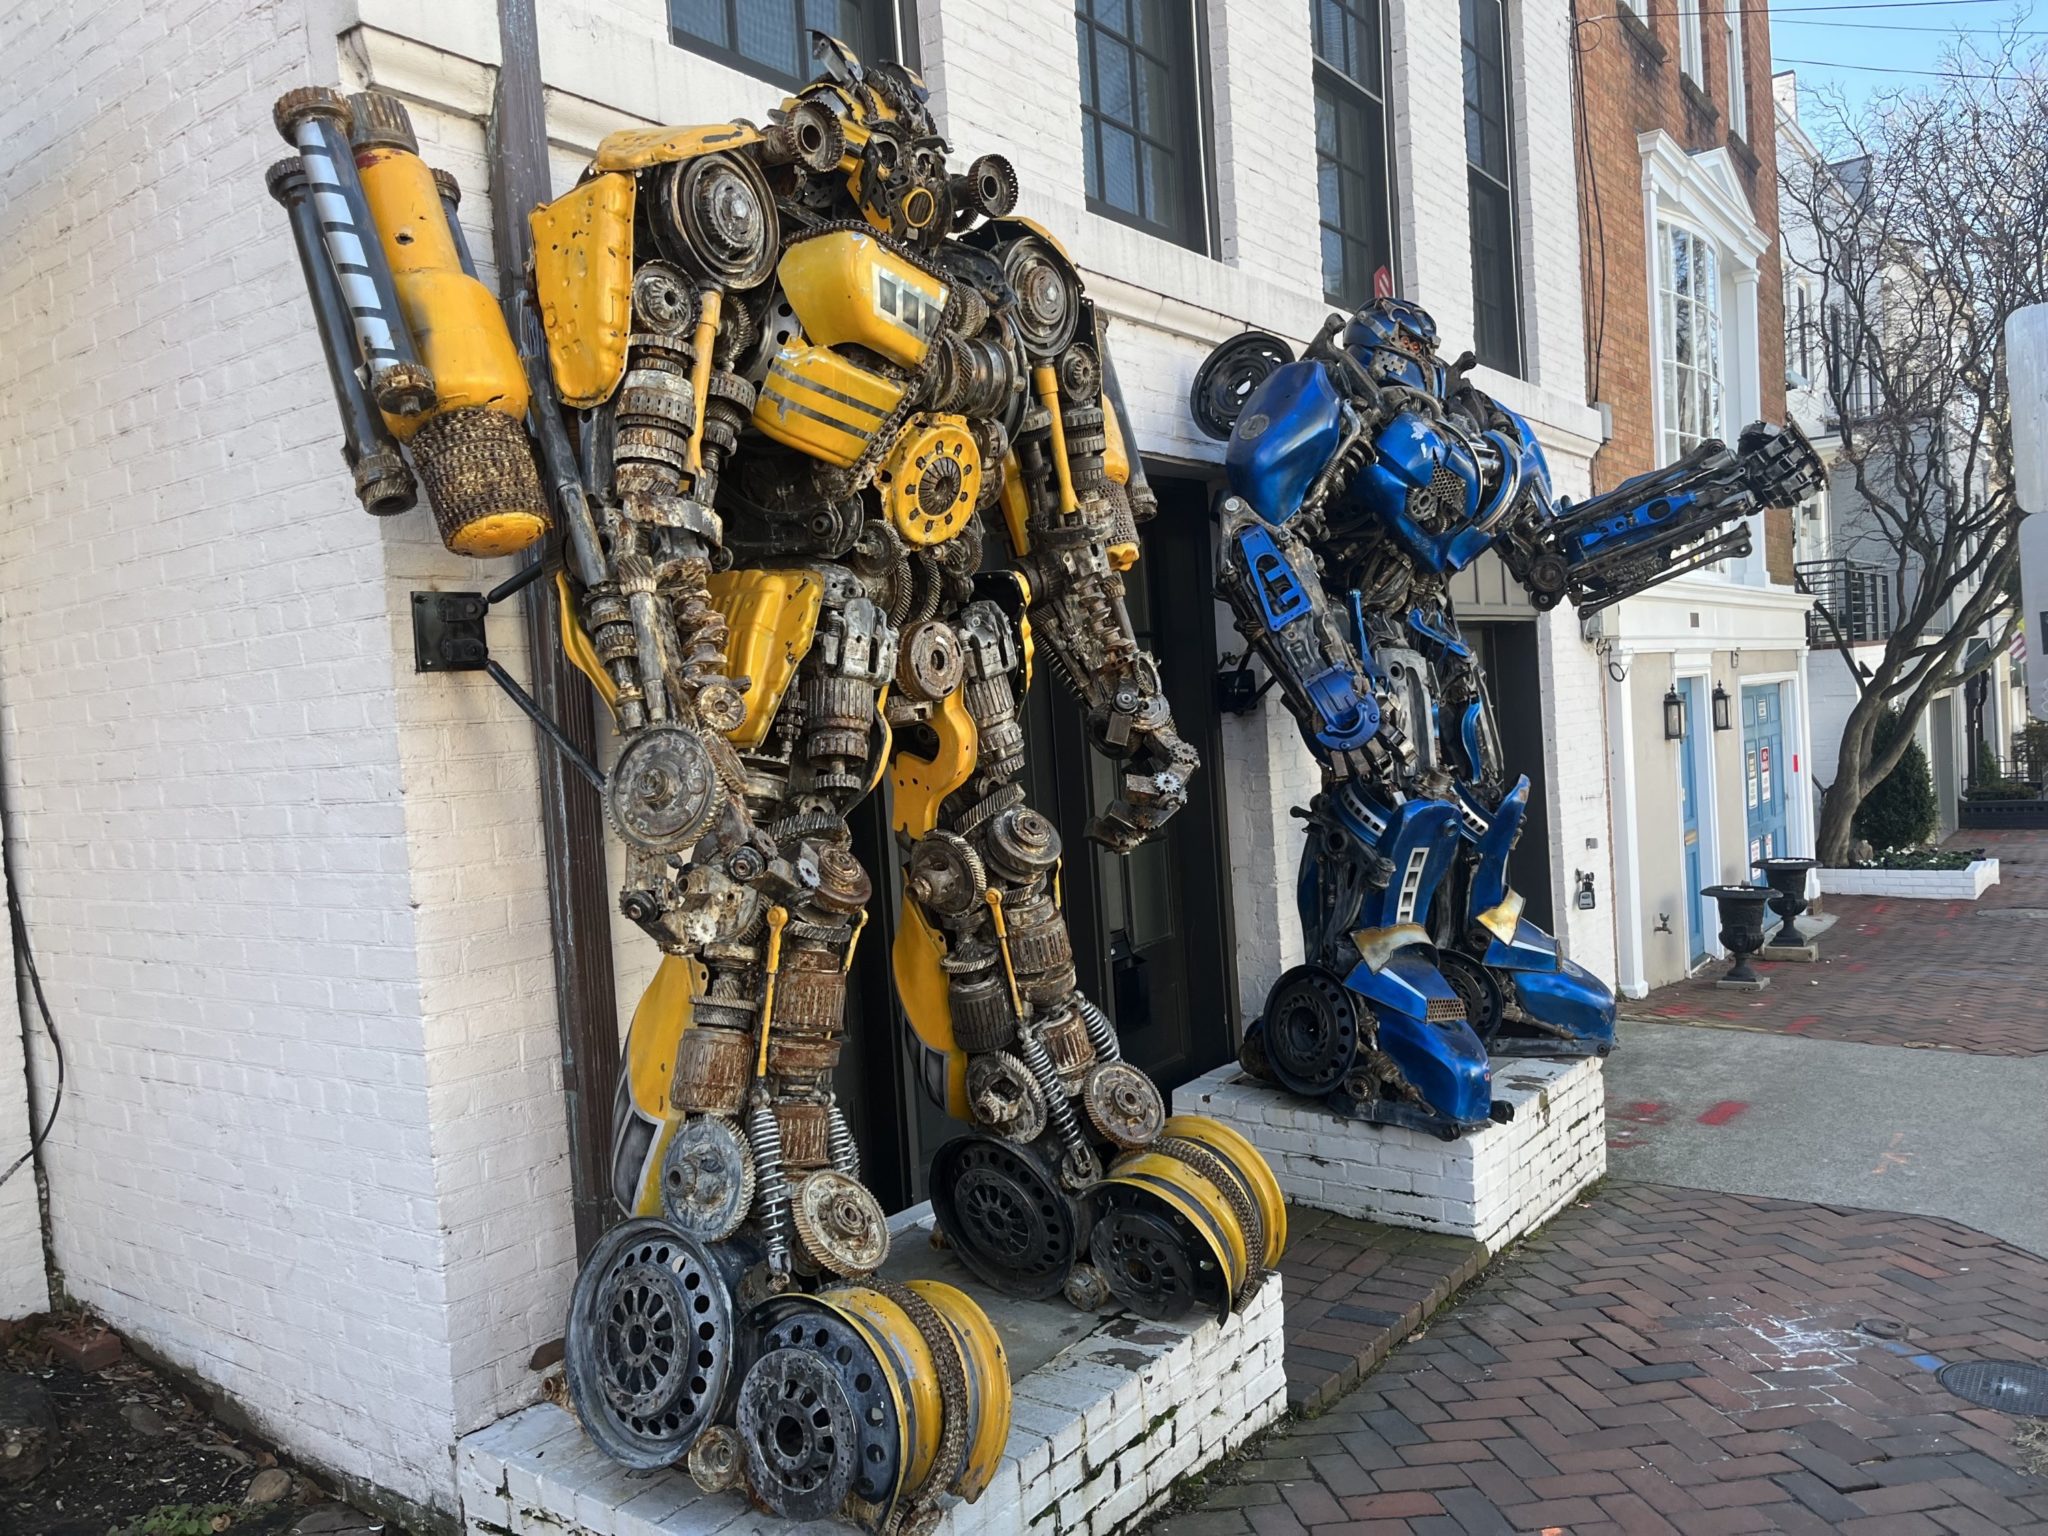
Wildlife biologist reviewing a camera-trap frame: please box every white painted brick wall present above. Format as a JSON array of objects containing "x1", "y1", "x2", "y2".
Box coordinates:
[
  {"x1": 0, "y1": 0, "x2": 1616, "y2": 1515},
  {"x1": 456, "y1": 1267, "x2": 1286, "y2": 1536},
  {"x1": 1817, "y1": 859, "x2": 1999, "y2": 901},
  {"x1": 1175, "y1": 1058, "x2": 1607, "y2": 1253}
]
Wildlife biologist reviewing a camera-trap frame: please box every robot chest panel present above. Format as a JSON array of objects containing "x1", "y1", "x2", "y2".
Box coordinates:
[{"x1": 1348, "y1": 412, "x2": 1484, "y2": 570}]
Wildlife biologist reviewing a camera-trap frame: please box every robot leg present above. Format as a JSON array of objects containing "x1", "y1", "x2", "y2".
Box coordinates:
[{"x1": 892, "y1": 600, "x2": 1283, "y2": 1321}]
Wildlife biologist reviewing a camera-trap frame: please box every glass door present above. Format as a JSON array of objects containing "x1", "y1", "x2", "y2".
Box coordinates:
[{"x1": 1742, "y1": 682, "x2": 1787, "y2": 861}]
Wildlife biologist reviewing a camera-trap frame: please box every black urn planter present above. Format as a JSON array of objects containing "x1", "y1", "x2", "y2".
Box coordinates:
[
  {"x1": 1700, "y1": 884, "x2": 1776, "y2": 985},
  {"x1": 1752, "y1": 856, "x2": 1819, "y2": 946}
]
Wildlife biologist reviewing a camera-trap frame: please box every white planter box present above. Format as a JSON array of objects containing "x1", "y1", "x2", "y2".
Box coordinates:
[
  {"x1": 1172, "y1": 1057, "x2": 1606, "y2": 1255},
  {"x1": 1817, "y1": 857, "x2": 1999, "y2": 900}
]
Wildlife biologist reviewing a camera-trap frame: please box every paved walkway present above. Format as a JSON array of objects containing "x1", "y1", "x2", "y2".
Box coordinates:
[
  {"x1": 1168, "y1": 1186, "x2": 2048, "y2": 1535},
  {"x1": 1629, "y1": 828, "x2": 2047, "y2": 1056}
]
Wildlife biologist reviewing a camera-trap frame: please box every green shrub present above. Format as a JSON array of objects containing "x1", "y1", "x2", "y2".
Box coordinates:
[
  {"x1": 1853, "y1": 708, "x2": 1938, "y2": 848},
  {"x1": 1974, "y1": 737, "x2": 2004, "y2": 788}
]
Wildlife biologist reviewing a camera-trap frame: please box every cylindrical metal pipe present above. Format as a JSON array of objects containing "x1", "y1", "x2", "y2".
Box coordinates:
[
  {"x1": 273, "y1": 86, "x2": 434, "y2": 417},
  {"x1": 432, "y1": 167, "x2": 481, "y2": 280},
  {"x1": 266, "y1": 156, "x2": 417, "y2": 517}
]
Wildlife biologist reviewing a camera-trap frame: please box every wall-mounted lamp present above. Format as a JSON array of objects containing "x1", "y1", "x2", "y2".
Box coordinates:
[
  {"x1": 1663, "y1": 687, "x2": 1686, "y2": 740},
  {"x1": 1711, "y1": 682, "x2": 1733, "y2": 731}
]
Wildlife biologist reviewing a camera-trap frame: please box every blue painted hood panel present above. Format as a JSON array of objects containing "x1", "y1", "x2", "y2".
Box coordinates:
[{"x1": 1225, "y1": 361, "x2": 1344, "y2": 523}]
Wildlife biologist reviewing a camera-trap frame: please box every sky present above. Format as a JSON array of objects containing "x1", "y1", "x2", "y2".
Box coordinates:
[{"x1": 1765, "y1": 0, "x2": 2045, "y2": 120}]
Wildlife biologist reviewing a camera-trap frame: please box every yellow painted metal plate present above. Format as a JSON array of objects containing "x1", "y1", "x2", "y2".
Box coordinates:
[
  {"x1": 555, "y1": 571, "x2": 618, "y2": 714},
  {"x1": 704, "y1": 569, "x2": 824, "y2": 747},
  {"x1": 777, "y1": 229, "x2": 949, "y2": 369},
  {"x1": 908, "y1": 1281, "x2": 1012, "y2": 1500},
  {"x1": 753, "y1": 343, "x2": 905, "y2": 468},
  {"x1": 1103, "y1": 392, "x2": 1131, "y2": 485},
  {"x1": 590, "y1": 121, "x2": 763, "y2": 172},
  {"x1": 530, "y1": 173, "x2": 635, "y2": 408},
  {"x1": 891, "y1": 897, "x2": 968, "y2": 1119}
]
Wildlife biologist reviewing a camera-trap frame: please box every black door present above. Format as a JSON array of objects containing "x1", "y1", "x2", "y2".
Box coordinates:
[
  {"x1": 838, "y1": 469, "x2": 1240, "y2": 1208},
  {"x1": 1462, "y1": 620, "x2": 1554, "y2": 930}
]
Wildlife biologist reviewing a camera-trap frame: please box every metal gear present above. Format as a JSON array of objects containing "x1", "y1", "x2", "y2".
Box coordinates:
[
  {"x1": 929, "y1": 1133, "x2": 1083, "y2": 1301},
  {"x1": 736, "y1": 1348, "x2": 861, "y2": 1521},
  {"x1": 966, "y1": 1052, "x2": 1048, "y2": 1143},
  {"x1": 605, "y1": 726, "x2": 721, "y2": 856},
  {"x1": 905, "y1": 832, "x2": 985, "y2": 919},
  {"x1": 660, "y1": 1116, "x2": 755, "y2": 1241},
  {"x1": 1081, "y1": 1061, "x2": 1166, "y2": 1150},
  {"x1": 563, "y1": 1220, "x2": 737, "y2": 1468},
  {"x1": 1001, "y1": 236, "x2": 1080, "y2": 359},
  {"x1": 630, "y1": 260, "x2": 694, "y2": 334},
  {"x1": 1261, "y1": 965, "x2": 1362, "y2": 1097},
  {"x1": 789, "y1": 1169, "x2": 890, "y2": 1277}
]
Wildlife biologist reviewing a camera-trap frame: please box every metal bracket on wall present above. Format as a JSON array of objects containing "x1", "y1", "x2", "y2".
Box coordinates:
[{"x1": 408, "y1": 563, "x2": 606, "y2": 792}]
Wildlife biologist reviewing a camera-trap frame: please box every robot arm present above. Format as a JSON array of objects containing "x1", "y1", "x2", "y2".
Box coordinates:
[
  {"x1": 1000, "y1": 304, "x2": 1198, "y2": 852},
  {"x1": 1496, "y1": 420, "x2": 1825, "y2": 616},
  {"x1": 1215, "y1": 497, "x2": 1387, "y2": 777}
]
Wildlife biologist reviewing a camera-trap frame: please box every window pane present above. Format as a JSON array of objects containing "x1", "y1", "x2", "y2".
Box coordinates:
[
  {"x1": 1462, "y1": 0, "x2": 1519, "y2": 372},
  {"x1": 1077, "y1": 0, "x2": 1203, "y2": 246},
  {"x1": 1315, "y1": 71, "x2": 1391, "y2": 306},
  {"x1": 672, "y1": 0, "x2": 727, "y2": 48},
  {"x1": 737, "y1": 0, "x2": 801, "y2": 78}
]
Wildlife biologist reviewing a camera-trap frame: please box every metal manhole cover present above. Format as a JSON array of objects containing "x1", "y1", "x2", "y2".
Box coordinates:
[{"x1": 1936, "y1": 1360, "x2": 2048, "y2": 1414}]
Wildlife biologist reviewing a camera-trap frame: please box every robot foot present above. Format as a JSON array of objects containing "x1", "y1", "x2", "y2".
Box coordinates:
[
  {"x1": 735, "y1": 1283, "x2": 1010, "y2": 1533},
  {"x1": 563, "y1": 1220, "x2": 748, "y2": 1469},
  {"x1": 566, "y1": 1220, "x2": 1015, "y2": 1533},
  {"x1": 932, "y1": 1123, "x2": 1287, "y2": 1325}
]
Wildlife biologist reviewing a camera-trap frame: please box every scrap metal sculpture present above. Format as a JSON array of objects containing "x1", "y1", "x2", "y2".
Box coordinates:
[
  {"x1": 1193, "y1": 298, "x2": 1821, "y2": 1138},
  {"x1": 270, "y1": 36, "x2": 1281, "y2": 1527}
]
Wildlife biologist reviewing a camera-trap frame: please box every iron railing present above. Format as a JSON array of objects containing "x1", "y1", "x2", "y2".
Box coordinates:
[{"x1": 1795, "y1": 557, "x2": 1896, "y2": 648}]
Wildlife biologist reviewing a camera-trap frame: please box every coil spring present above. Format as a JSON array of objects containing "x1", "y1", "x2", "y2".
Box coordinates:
[
  {"x1": 746, "y1": 1098, "x2": 792, "y2": 1279},
  {"x1": 1016, "y1": 1025, "x2": 1088, "y2": 1168},
  {"x1": 1077, "y1": 996, "x2": 1122, "y2": 1063},
  {"x1": 827, "y1": 1105, "x2": 861, "y2": 1179},
  {"x1": 1304, "y1": 434, "x2": 1373, "y2": 518}
]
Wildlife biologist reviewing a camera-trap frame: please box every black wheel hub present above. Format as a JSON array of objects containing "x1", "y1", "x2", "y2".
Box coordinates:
[
  {"x1": 1088, "y1": 1186, "x2": 1228, "y2": 1323},
  {"x1": 931, "y1": 1133, "x2": 1081, "y2": 1300},
  {"x1": 1262, "y1": 966, "x2": 1361, "y2": 1096}
]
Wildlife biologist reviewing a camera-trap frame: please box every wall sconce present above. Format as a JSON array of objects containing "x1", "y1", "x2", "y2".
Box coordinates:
[
  {"x1": 1663, "y1": 687, "x2": 1686, "y2": 740},
  {"x1": 1711, "y1": 682, "x2": 1732, "y2": 731}
]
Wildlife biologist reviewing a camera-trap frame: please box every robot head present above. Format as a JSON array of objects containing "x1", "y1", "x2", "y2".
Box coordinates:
[
  {"x1": 793, "y1": 33, "x2": 954, "y2": 245},
  {"x1": 1342, "y1": 297, "x2": 1444, "y2": 394}
]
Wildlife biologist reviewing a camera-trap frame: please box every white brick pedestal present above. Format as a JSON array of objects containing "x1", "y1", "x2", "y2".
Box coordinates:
[
  {"x1": 456, "y1": 1237, "x2": 1284, "y2": 1536},
  {"x1": 1175, "y1": 1058, "x2": 1606, "y2": 1253}
]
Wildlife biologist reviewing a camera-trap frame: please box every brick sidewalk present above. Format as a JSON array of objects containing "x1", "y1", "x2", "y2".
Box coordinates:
[
  {"x1": 1165, "y1": 1183, "x2": 2048, "y2": 1535},
  {"x1": 1629, "y1": 828, "x2": 2048, "y2": 1055}
]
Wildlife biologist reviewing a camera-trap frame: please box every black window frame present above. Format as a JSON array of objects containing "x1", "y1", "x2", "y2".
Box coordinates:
[
  {"x1": 1311, "y1": 0, "x2": 1398, "y2": 308},
  {"x1": 1075, "y1": 0, "x2": 1214, "y2": 254},
  {"x1": 667, "y1": 0, "x2": 918, "y2": 90},
  {"x1": 1462, "y1": 0, "x2": 1525, "y2": 377}
]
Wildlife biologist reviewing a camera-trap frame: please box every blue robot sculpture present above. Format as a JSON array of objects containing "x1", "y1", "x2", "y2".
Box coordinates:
[{"x1": 1192, "y1": 299, "x2": 1822, "y2": 1139}]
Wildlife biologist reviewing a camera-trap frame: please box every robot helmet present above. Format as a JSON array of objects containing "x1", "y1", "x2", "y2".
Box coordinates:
[{"x1": 1342, "y1": 297, "x2": 1439, "y2": 360}]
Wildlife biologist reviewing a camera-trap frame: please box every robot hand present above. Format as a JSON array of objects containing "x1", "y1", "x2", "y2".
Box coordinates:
[{"x1": 1087, "y1": 698, "x2": 1197, "y2": 852}]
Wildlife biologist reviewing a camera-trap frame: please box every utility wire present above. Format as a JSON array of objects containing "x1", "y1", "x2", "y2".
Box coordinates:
[
  {"x1": 0, "y1": 791, "x2": 63, "y2": 1193},
  {"x1": 1777, "y1": 54, "x2": 2022, "y2": 78}
]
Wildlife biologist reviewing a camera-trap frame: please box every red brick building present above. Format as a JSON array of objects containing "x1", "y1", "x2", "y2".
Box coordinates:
[{"x1": 1571, "y1": 1, "x2": 1822, "y2": 994}]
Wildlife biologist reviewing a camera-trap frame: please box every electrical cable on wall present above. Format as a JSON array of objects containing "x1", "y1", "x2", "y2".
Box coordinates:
[{"x1": 0, "y1": 734, "x2": 63, "y2": 1192}]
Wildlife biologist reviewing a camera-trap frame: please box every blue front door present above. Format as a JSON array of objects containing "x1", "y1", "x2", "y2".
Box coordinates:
[
  {"x1": 1678, "y1": 677, "x2": 1709, "y2": 966},
  {"x1": 1743, "y1": 683, "x2": 1788, "y2": 861}
]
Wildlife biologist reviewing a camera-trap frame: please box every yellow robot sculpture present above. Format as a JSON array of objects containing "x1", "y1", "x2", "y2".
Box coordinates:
[{"x1": 269, "y1": 33, "x2": 1280, "y2": 1525}]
